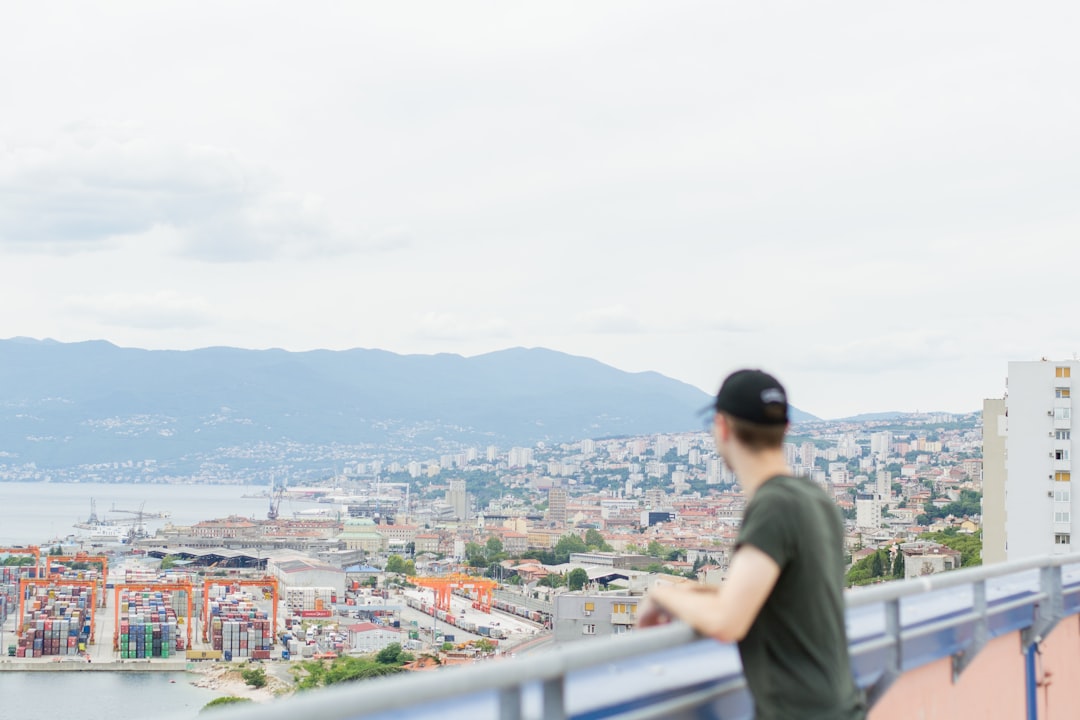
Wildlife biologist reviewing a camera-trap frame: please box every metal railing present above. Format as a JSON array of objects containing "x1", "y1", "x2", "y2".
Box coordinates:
[{"x1": 219, "y1": 553, "x2": 1080, "y2": 720}]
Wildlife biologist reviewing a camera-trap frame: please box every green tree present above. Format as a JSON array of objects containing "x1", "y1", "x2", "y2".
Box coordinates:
[
  {"x1": 485, "y1": 537, "x2": 504, "y2": 558},
  {"x1": 891, "y1": 548, "x2": 905, "y2": 579},
  {"x1": 241, "y1": 666, "x2": 267, "y2": 689},
  {"x1": 553, "y1": 534, "x2": 588, "y2": 563},
  {"x1": 584, "y1": 528, "x2": 613, "y2": 552},
  {"x1": 385, "y1": 555, "x2": 409, "y2": 574},
  {"x1": 201, "y1": 697, "x2": 253, "y2": 712},
  {"x1": 160, "y1": 555, "x2": 178, "y2": 570},
  {"x1": 646, "y1": 540, "x2": 669, "y2": 559},
  {"x1": 918, "y1": 529, "x2": 982, "y2": 567},
  {"x1": 567, "y1": 567, "x2": 589, "y2": 591},
  {"x1": 538, "y1": 573, "x2": 566, "y2": 587},
  {"x1": 375, "y1": 642, "x2": 413, "y2": 666},
  {"x1": 464, "y1": 542, "x2": 487, "y2": 567}
]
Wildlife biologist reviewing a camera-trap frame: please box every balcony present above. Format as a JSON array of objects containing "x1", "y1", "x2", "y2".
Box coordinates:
[
  {"x1": 610, "y1": 612, "x2": 635, "y2": 625},
  {"x1": 221, "y1": 554, "x2": 1080, "y2": 720}
]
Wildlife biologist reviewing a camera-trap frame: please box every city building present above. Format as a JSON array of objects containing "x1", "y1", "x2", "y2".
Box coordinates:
[
  {"x1": 992, "y1": 360, "x2": 1077, "y2": 560},
  {"x1": 446, "y1": 479, "x2": 468, "y2": 521},
  {"x1": 547, "y1": 487, "x2": 568, "y2": 526},
  {"x1": 553, "y1": 591, "x2": 641, "y2": 642}
]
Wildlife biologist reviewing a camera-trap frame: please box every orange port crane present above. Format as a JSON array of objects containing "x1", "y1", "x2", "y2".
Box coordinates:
[
  {"x1": 44, "y1": 553, "x2": 109, "y2": 607},
  {"x1": 17, "y1": 578, "x2": 97, "y2": 642},
  {"x1": 201, "y1": 577, "x2": 279, "y2": 643},
  {"x1": 0, "y1": 546, "x2": 42, "y2": 575},
  {"x1": 408, "y1": 573, "x2": 498, "y2": 614},
  {"x1": 113, "y1": 582, "x2": 194, "y2": 651}
]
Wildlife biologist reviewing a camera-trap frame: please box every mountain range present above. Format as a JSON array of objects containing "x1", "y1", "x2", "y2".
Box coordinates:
[{"x1": 0, "y1": 338, "x2": 817, "y2": 470}]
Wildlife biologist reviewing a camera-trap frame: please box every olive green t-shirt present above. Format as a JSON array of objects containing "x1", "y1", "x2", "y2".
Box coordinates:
[{"x1": 735, "y1": 475, "x2": 866, "y2": 720}]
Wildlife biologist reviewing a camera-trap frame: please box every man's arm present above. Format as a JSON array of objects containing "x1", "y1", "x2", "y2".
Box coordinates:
[{"x1": 637, "y1": 544, "x2": 781, "y2": 643}]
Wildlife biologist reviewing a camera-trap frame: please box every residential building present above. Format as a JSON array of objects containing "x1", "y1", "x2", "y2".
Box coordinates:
[
  {"x1": 553, "y1": 591, "x2": 641, "y2": 642},
  {"x1": 996, "y1": 360, "x2": 1077, "y2": 560}
]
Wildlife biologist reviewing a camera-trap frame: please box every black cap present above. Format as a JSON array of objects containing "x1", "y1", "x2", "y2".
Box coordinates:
[{"x1": 713, "y1": 369, "x2": 789, "y2": 426}]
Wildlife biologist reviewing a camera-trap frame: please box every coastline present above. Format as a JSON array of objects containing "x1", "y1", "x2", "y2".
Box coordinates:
[{"x1": 189, "y1": 662, "x2": 294, "y2": 702}]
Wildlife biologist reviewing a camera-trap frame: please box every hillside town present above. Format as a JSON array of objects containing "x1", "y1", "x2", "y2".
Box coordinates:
[{"x1": 87, "y1": 410, "x2": 983, "y2": 654}]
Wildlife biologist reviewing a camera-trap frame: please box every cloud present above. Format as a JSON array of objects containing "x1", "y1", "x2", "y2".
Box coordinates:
[
  {"x1": 573, "y1": 306, "x2": 754, "y2": 336},
  {"x1": 0, "y1": 127, "x2": 391, "y2": 262},
  {"x1": 787, "y1": 331, "x2": 965, "y2": 375},
  {"x1": 64, "y1": 291, "x2": 216, "y2": 330},
  {"x1": 411, "y1": 312, "x2": 510, "y2": 342}
]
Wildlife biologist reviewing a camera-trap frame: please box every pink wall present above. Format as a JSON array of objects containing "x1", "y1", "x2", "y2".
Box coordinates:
[{"x1": 869, "y1": 618, "x2": 1080, "y2": 719}]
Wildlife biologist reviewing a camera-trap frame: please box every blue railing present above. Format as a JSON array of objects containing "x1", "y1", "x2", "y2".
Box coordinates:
[{"x1": 220, "y1": 553, "x2": 1080, "y2": 720}]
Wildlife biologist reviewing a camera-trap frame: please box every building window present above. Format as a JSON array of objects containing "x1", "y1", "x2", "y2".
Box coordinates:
[
  {"x1": 1056, "y1": 449, "x2": 1071, "y2": 461},
  {"x1": 1056, "y1": 472, "x2": 1072, "y2": 482},
  {"x1": 583, "y1": 624, "x2": 596, "y2": 635},
  {"x1": 1056, "y1": 534, "x2": 1071, "y2": 545},
  {"x1": 1057, "y1": 430, "x2": 1072, "y2": 440},
  {"x1": 1057, "y1": 367, "x2": 1072, "y2": 378},
  {"x1": 1055, "y1": 407, "x2": 1072, "y2": 420},
  {"x1": 1056, "y1": 511, "x2": 1072, "y2": 523},
  {"x1": 584, "y1": 602, "x2": 594, "y2": 612},
  {"x1": 1058, "y1": 387, "x2": 1072, "y2": 399},
  {"x1": 1056, "y1": 489, "x2": 1071, "y2": 502}
]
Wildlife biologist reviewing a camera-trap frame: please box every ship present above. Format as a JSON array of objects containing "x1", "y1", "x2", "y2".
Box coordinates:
[{"x1": 72, "y1": 498, "x2": 150, "y2": 541}]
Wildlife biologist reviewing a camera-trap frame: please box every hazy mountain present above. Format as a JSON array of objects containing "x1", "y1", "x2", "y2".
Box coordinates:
[{"x1": 0, "y1": 339, "x2": 817, "y2": 469}]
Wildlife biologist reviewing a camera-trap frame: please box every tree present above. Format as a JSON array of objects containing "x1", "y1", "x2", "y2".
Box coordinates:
[
  {"x1": 241, "y1": 666, "x2": 267, "y2": 689},
  {"x1": 375, "y1": 642, "x2": 413, "y2": 666},
  {"x1": 553, "y1": 534, "x2": 587, "y2": 563},
  {"x1": 646, "y1": 540, "x2": 669, "y2": 559},
  {"x1": 384, "y1": 555, "x2": 409, "y2": 575},
  {"x1": 485, "y1": 537, "x2": 504, "y2": 558},
  {"x1": 160, "y1": 555, "x2": 178, "y2": 570},
  {"x1": 538, "y1": 573, "x2": 566, "y2": 587},
  {"x1": 567, "y1": 568, "x2": 589, "y2": 591},
  {"x1": 891, "y1": 548, "x2": 905, "y2": 579},
  {"x1": 918, "y1": 529, "x2": 982, "y2": 567},
  {"x1": 202, "y1": 697, "x2": 253, "y2": 712},
  {"x1": 584, "y1": 528, "x2": 613, "y2": 552}
]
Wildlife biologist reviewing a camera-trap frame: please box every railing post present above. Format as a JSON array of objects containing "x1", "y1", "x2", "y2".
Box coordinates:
[
  {"x1": 499, "y1": 686, "x2": 522, "y2": 720},
  {"x1": 542, "y1": 676, "x2": 566, "y2": 720},
  {"x1": 1022, "y1": 565, "x2": 1064, "y2": 648},
  {"x1": 952, "y1": 578, "x2": 988, "y2": 680},
  {"x1": 867, "y1": 598, "x2": 902, "y2": 706}
]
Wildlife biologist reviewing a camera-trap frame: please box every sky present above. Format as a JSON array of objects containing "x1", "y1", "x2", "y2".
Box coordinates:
[{"x1": 1, "y1": 2, "x2": 1078, "y2": 420}]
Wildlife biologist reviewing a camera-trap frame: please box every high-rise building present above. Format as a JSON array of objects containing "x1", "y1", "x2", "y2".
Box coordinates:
[
  {"x1": 983, "y1": 397, "x2": 1007, "y2": 564},
  {"x1": 856, "y1": 493, "x2": 882, "y2": 530},
  {"x1": 992, "y1": 360, "x2": 1077, "y2": 560},
  {"x1": 446, "y1": 479, "x2": 468, "y2": 521},
  {"x1": 547, "y1": 487, "x2": 568, "y2": 526},
  {"x1": 871, "y1": 431, "x2": 893, "y2": 458}
]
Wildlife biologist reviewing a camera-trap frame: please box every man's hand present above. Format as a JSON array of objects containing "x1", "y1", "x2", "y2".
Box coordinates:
[{"x1": 635, "y1": 594, "x2": 672, "y2": 628}]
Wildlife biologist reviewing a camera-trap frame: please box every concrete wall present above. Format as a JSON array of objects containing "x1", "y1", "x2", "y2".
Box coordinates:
[{"x1": 870, "y1": 617, "x2": 1080, "y2": 720}]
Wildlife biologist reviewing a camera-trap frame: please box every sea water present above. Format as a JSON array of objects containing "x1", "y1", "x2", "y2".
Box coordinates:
[
  {"x1": 0, "y1": 671, "x2": 226, "y2": 719},
  {"x1": 0, "y1": 482, "x2": 300, "y2": 546}
]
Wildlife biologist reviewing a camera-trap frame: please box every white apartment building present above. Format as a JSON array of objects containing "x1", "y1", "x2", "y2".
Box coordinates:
[
  {"x1": 997, "y1": 360, "x2": 1076, "y2": 560},
  {"x1": 871, "y1": 431, "x2": 893, "y2": 458},
  {"x1": 855, "y1": 494, "x2": 882, "y2": 530}
]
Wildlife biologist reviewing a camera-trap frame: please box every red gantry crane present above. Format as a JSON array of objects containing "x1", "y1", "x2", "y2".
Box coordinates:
[
  {"x1": 45, "y1": 553, "x2": 110, "y2": 607},
  {"x1": 408, "y1": 573, "x2": 498, "y2": 614},
  {"x1": 18, "y1": 578, "x2": 98, "y2": 642},
  {"x1": 201, "y1": 577, "x2": 279, "y2": 644},
  {"x1": 0, "y1": 546, "x2": 42, "y2": 576},
  {"x1": 113, "y1": 582, "x2": 194, "y2": 651}
]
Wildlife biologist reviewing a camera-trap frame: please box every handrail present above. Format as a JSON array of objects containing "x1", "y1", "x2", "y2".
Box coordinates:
[
  {"x1": 219, "y1": 552, "x2": 1080, "y2": 720},
  {"x1": 223, "y1": 622, "x2": 702, "y2": 720}
]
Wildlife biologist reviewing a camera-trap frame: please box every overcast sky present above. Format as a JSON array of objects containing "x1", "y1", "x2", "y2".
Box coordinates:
[{"x1": 1, "y1": 3, "x2": 1077, "y2": 420}]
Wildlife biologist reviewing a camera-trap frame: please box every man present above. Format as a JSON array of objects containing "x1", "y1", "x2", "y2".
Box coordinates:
[{"x1": 637, "y1": 369, "x2": 865, "y2": 720}]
